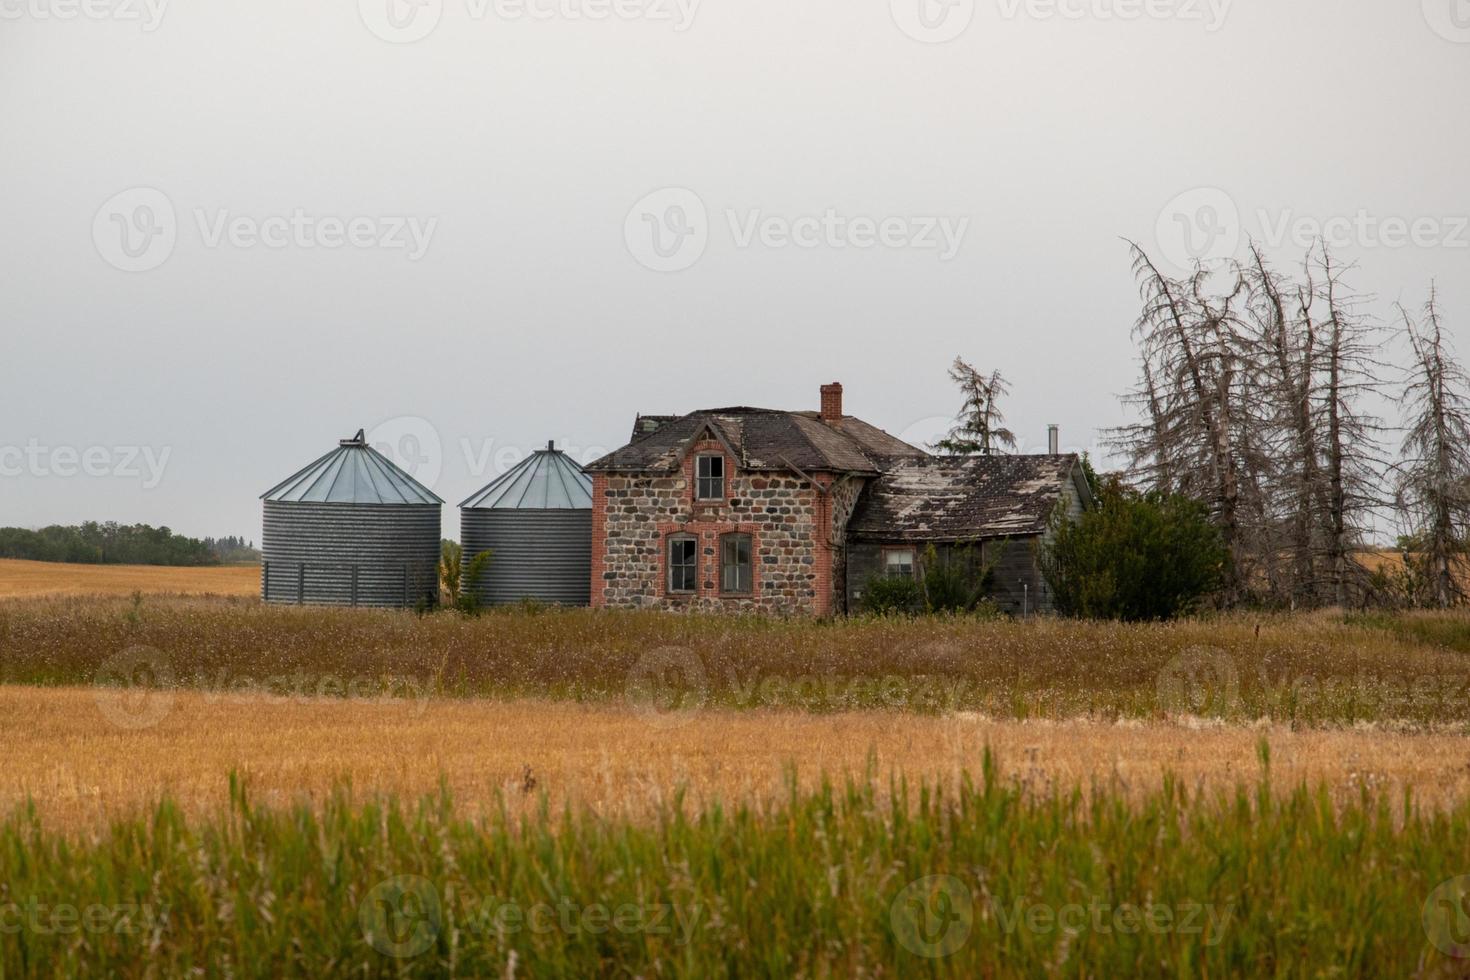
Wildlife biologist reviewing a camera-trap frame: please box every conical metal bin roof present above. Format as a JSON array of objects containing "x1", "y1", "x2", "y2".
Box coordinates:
[
  {"x1": 261, "y1": 429, "x2": 444, "y2": 505},
  {"x1": 460, "y1": 442, "x2": 592, "y2": 510}
]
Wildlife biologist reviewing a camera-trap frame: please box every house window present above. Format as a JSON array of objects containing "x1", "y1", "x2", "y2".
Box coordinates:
[
  {"x1": 884, "y1": 548, "x2": 916, "y2": 579},
  {"x1": 695, "y1": 455, "x2": 725, "y2": 500},
  {"x1": 667, "y1": 535, "x2": 698, "y2": 593},
  {"x1": 720, "y1": 533, "x2": 752, "y2": 594}
]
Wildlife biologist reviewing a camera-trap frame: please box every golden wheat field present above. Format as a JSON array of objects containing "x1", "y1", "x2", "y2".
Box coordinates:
[
  {"x1": 0, "y1": 558, "x2": 258, "y2": 598},
  {"x1": 7, "y1": 685, "x2": 1470, "y2": 834}
]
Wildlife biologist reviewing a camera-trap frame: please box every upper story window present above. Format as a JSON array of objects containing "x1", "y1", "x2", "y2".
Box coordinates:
[
  {"x1": 884, "y1": 548, "x2": 916, "y2": 579},
  {"x1": 695, "y1": 454, "x2": 725, "y2": 500},
  {"x1": 668, "y1": 535, "x2": 698, "y2": 593},
  {"x1": 720, "y1": 533, "x2": 752, "y2": 594}
]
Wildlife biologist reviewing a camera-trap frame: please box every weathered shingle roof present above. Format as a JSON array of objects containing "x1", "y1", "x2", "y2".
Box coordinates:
[
  {"x1": 586, "y1": 407, "x2": 926, "y2": 476},
  {"x1": 630, "y1": 415, "x2": 680, "y2": 442},
  {"x1": 847, "y1": 454, "x2": 1086, "y2": 542}
]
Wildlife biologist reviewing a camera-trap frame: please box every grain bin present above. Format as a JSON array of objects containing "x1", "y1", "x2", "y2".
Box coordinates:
[
  {"x1": 260, "y1": 429, "x2": 443, "y2": 607},
  {"x1": 459, "y1": 441, "x2": 592, "y2": 607}
]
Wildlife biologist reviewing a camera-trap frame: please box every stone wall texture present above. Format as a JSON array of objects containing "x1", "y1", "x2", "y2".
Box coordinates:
[
  {"x1": 590, "y1": 439, "x2": 851, "y2": 616},
  {"x1": 823, "y1": 475, "x2": 867, "y2": 614}
]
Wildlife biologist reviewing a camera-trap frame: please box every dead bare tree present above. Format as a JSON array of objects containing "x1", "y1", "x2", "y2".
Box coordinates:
[
  {"x1": 1240, "y1": 244, "x2": 1321, "y2": 603},
  {"x1": 1397, "y1": 286, "x2": 1470, "y2": 607},
  {"x1": 1115, "y1": 240, "x2": 1386, "y2": 608},
  {"x1": 1111, "y1": 243, "x2": 1253, "y2": 599},
  {"x1": 935, "y1": 357, "x2": 1016, "y2": 455},
  {"x1": 1310, "y1": 247, "x2": 1387, "y2": 606}
]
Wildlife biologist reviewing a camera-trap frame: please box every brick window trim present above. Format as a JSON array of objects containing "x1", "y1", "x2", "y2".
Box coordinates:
[
  {"x1": 665, "y1": 532, "x2": 699, "y2": 595},
  {"x1": 694, "y1": 453, "x2": 726, "y2": 502},
  {"x1": 685, "y1": 442, "x2": 731, "y2": 506},
  {"x1": 659, "y1": 523, "x2": 761, "y2": 599},
  {"x1": 718, "y1": 531, "x2": 754, "y2": 597}
]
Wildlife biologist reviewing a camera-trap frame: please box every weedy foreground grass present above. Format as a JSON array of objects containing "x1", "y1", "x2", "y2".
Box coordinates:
[
  {"x1": 4, "y1": 596, "x2": 1470, "y2": 726},
  {"x1": 2, "y1": 756, "x2": 1468, "y2": 977}
]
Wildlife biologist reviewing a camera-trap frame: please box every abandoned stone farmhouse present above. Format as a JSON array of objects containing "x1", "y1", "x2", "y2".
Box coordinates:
[{"x1": 583, "y1": 383, "x2": 1093, "y2": 616}]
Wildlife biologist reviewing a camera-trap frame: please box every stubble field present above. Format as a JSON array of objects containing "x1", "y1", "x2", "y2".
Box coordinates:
[
  {"x1": 11, "y1": 685, "x2": 1470, "y2": 834},
  {"x1": 0, "y1": 558, "x2": 257, "y2": 599}
]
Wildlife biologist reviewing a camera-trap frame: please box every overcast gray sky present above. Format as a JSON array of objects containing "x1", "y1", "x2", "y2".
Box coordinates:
[{"x1": 2, "y1": 0, "x2": 1466, "y2": 541}]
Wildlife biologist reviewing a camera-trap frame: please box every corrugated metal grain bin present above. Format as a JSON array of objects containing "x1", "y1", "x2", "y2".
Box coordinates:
[
  {"x1": 260, "y1": 429, "x2": 443, "y2": 607},
  {"x1": 459, "y1": 441, "x2": 592, "y2": 607}
]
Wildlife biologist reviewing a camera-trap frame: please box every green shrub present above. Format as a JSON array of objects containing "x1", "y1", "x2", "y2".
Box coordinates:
[
  {"x1": 860, "y1": 573, "x2": 923, "y2": 616},
  {"x1": 920, "y1": 542, "x2": 1001, "y2": 614},
  {"x1": 1042, "y1": 479, "x2": 1225, "y2": 621},
  {"x1": 438, "y1": 542, "x2": 494, "y2": 615},
  {"x1": 458, "y1": 550, "x2": 494, "y2": 615},
  {"x1": 861, "y1": 544, "x2": 1004, "y2": 617}
]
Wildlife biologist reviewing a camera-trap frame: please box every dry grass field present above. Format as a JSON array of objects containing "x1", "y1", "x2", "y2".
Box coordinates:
[
  {"x1": 6, "y1": 599, "x2": 1470, "y2": 974},
  {"x1": 6, "y1": 594, "x2": 1470, "y2": 727},
  {"x1": 0, "y1": 558, "x2": 258, "y2": 598},
  {"x1": 7, "y1": 685, "x2": 1470, "y2": 834}
]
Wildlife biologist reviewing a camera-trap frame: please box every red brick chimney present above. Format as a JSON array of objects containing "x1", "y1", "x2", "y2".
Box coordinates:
[{"x1": 820, "y1": 382, "x2": 843, "y2": 421}]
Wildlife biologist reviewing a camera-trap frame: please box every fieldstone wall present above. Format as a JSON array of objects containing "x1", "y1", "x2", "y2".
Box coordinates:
[
  {"x1": 591, "y1": 439, "x2": 832, "y2": 615},
  {"x1": 824, "y1": 475, "x2": 867, "y2": 614}
]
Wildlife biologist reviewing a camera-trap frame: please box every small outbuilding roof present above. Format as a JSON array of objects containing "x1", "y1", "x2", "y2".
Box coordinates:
[
  {"x1": 261, "y1": 429, "x2": 443, "y2": 505},
  {"x1": 847, "y1": 454, "x2": 1090, "y2": 542},
  {"x1": 460, "y1": 442, "x2": 593, "y2": 510}
]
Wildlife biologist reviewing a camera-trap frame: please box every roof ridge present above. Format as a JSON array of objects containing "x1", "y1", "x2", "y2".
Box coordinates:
[
  {"x1": 783, "y1": 413, "x2": 845, "y2": 469},
  {"x1": 794, "y1": 412, "x2": 883, "y2": 469},
  {"x1": 586, "y1": 405, "x2": 906, "y2": 475}
]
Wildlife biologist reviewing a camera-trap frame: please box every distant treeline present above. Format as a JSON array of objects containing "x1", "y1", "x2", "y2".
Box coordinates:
[
  {"x1": 200, "y1": 535, "x2": 260, "y2": 564},
  {"x1": 0, "y1": 523, "x2": 259, "y2": 566}
]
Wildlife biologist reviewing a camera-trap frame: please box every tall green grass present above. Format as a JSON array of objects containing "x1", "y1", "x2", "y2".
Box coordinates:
[{"x1": 1, "y1": 755, "x2": 1467, "y2": 977}]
